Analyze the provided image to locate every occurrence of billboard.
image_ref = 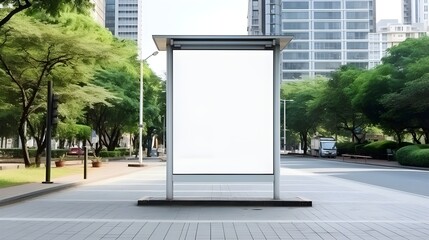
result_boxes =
[172,50,273,174]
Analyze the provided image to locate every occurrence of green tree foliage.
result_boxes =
[281,78,327,153]
[88,68,139,152]
[0,0,91,28]
[316,66,369,143]
[0,13,122,166]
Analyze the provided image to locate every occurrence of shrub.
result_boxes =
[1,148,68,158]
[361,140,398,159]
[0,148,37,158]
[115,148,130,156]
[362,140,414,160]
[337,142,358,155]
[52,149,69,158]
[396,145,429,167]
[354,143,368,155]
[99,150,122,158]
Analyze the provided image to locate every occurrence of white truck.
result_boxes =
[310,136,337,158]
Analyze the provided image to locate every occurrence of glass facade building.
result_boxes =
[105,0,142,52]
[248,0,376,81]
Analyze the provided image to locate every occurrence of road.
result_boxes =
[282,156,429,197]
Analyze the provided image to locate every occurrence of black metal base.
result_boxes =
[138,197,312,207]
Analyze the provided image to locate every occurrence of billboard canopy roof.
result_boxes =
[153,35,293,51]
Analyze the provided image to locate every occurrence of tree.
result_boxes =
[88,68,139,153]
[0,0,91,28]
[317,66,369,143]
[0,14,114,166]
[282,78,327,154]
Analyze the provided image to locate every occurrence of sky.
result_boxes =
[142,0,402,77]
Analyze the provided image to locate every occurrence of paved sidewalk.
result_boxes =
[0,159,428,240]
[0,159,149,206]
[1,156,427,207]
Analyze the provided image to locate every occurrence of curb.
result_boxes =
[0,182,80,207]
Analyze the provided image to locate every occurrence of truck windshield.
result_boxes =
[321,142,336,149]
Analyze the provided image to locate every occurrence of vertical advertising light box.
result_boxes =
[173,50,273,174]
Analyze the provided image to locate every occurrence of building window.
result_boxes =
[346,12,368,19]
[283,62,310,69]
[346,22,369,29]
[314,42,341,49]
[315,62,341,70]
[314,1,341,9]
[314,32,342,39]
[347,42,368,49]
[346,32,368,39]
[283,72,306,79]
[282,22,309,30]
[282,12,309,19]
[346,1,368,9]
[282,2,309,9]
[314,22,341,29]
[283,52,309,60]
[283,32,309,39]
[315,52,341,60]
[314,12,341,19]
[287,42,310,50]
[252,10,258,17]
[347,52,369,59]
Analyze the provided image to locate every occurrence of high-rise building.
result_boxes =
[402,0,429,26]
[248,0,376,81]
[105,0,142,53]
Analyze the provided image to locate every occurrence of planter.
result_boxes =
[92,161,102,168]
[55,161,65,167]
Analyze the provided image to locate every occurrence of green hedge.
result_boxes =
[337,140,414,160]
[361,140,399,159]
[52,149,69,158]
[99,150,122,158]
[0,148,68,158]
[0,148,36,158]
[396,145,429,167]
[337,142,358,155]
[115,148,130,156]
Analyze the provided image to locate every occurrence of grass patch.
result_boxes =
[0,166,82,189]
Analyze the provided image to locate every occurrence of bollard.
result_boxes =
[83,146,87,179]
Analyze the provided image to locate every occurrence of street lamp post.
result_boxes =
[282,99,294,153]
[137,51,158,165]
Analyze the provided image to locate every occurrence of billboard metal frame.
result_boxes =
[153,35,292,200]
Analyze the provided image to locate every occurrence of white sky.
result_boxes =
[142,0,401,77]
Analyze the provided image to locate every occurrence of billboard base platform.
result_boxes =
[137,197,312,207]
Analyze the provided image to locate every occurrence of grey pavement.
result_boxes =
[0,157,428,239]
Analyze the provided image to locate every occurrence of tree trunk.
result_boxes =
[59,139,65,149]
[410,130,421,144]
[18,123,31,167]
[300,132,308,155]
[394,130,402,143]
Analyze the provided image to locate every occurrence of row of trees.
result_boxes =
[0,7,165,166]
[283,37,429,152]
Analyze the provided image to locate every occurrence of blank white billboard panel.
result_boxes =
[173,50,273,174]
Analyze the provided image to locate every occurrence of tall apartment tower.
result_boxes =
[248,0,376,81]
[402,0,429,26]
[105,0,142,54]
